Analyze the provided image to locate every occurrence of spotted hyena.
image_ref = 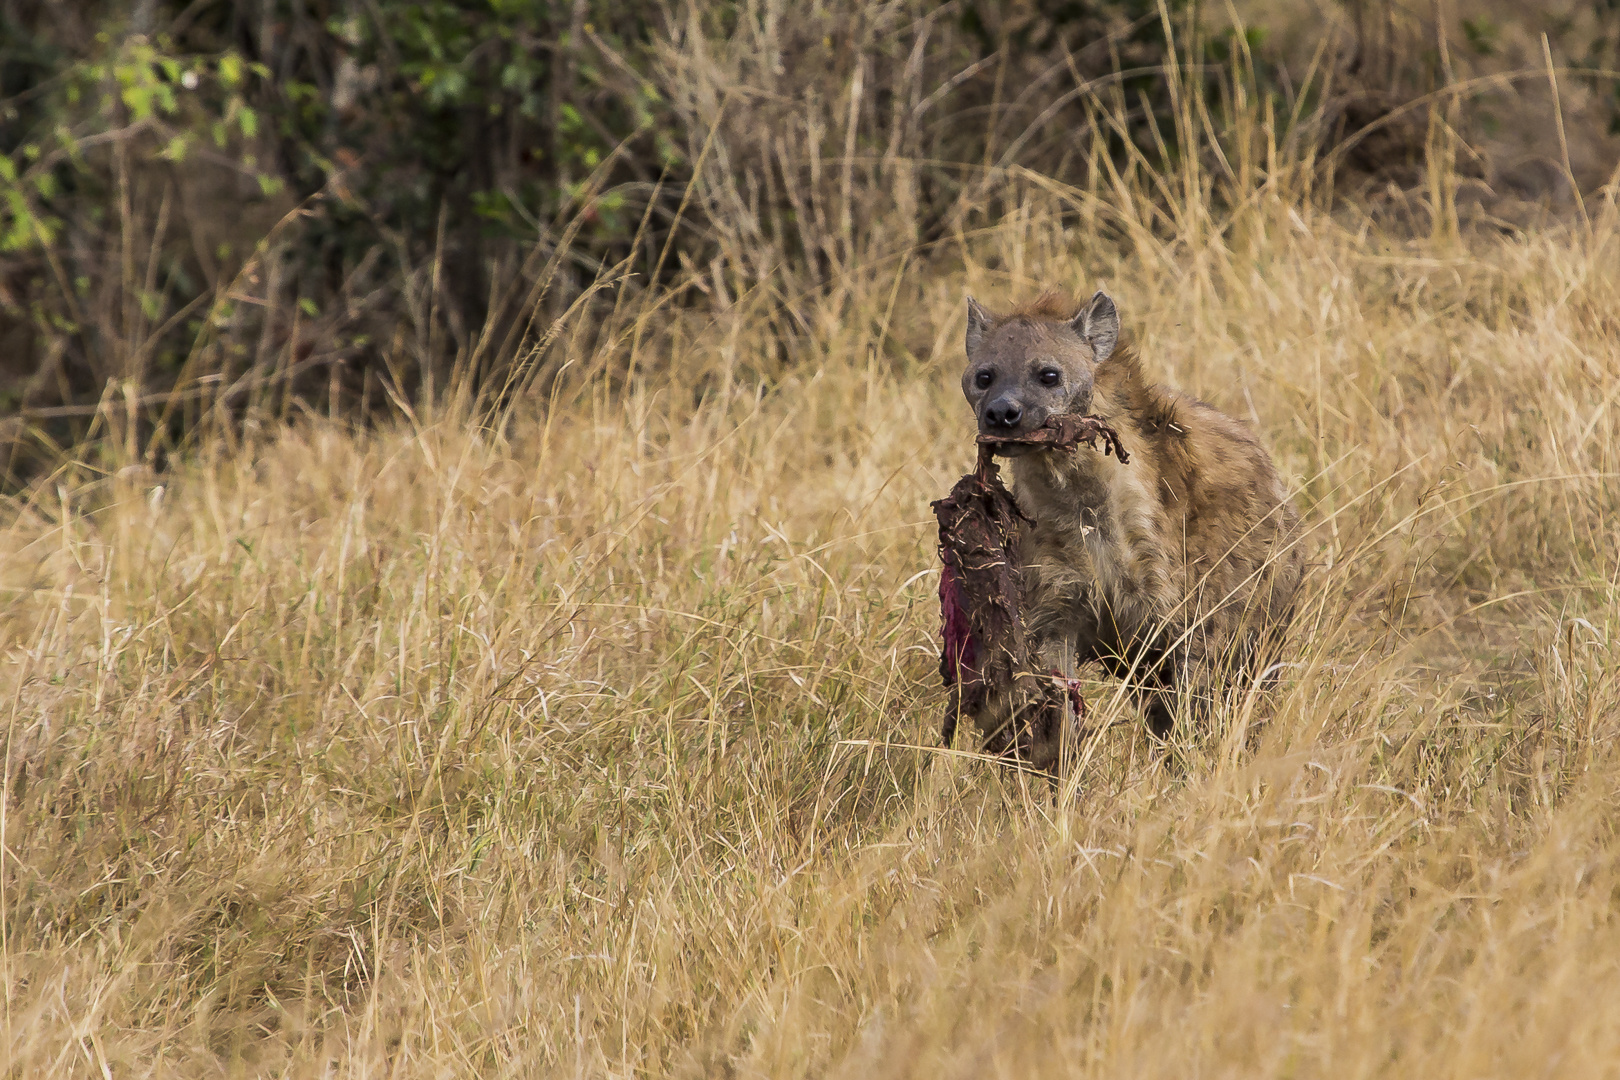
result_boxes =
[960,288,1303,748]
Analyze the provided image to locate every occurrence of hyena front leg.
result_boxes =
[1023,560,1104,670]
[1018,569,1105,775]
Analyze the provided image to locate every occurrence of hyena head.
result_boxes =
[961,290,1120,456]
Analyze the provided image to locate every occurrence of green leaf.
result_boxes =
[122,85,154,120]
[1462,17,1498,56]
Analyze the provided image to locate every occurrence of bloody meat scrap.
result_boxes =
[976,413,1130,462]
[933,414,1127,768]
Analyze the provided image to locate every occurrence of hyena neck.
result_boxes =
[1092,341,1151,423]
[1011,432,1117,517]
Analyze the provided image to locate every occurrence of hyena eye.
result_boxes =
[1039,368,1062,387]
[974,370,993,389]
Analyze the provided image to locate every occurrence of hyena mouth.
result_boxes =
[978,439,1040,458]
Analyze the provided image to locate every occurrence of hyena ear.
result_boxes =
[1070,290,1120,362]
[966,296,992,353]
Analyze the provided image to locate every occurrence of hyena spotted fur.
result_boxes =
[960,288,1304,750]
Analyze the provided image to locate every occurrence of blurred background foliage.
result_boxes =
[1,0,1616,486]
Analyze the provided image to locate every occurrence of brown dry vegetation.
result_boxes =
[5,14,1620,1078]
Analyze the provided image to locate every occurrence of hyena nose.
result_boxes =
[984,399,1023,430]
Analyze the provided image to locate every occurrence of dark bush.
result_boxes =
[10,0,1592,486]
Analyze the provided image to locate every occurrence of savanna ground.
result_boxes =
[6,24,1620,1078]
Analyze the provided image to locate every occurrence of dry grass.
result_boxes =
[6,46,1620,1075]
